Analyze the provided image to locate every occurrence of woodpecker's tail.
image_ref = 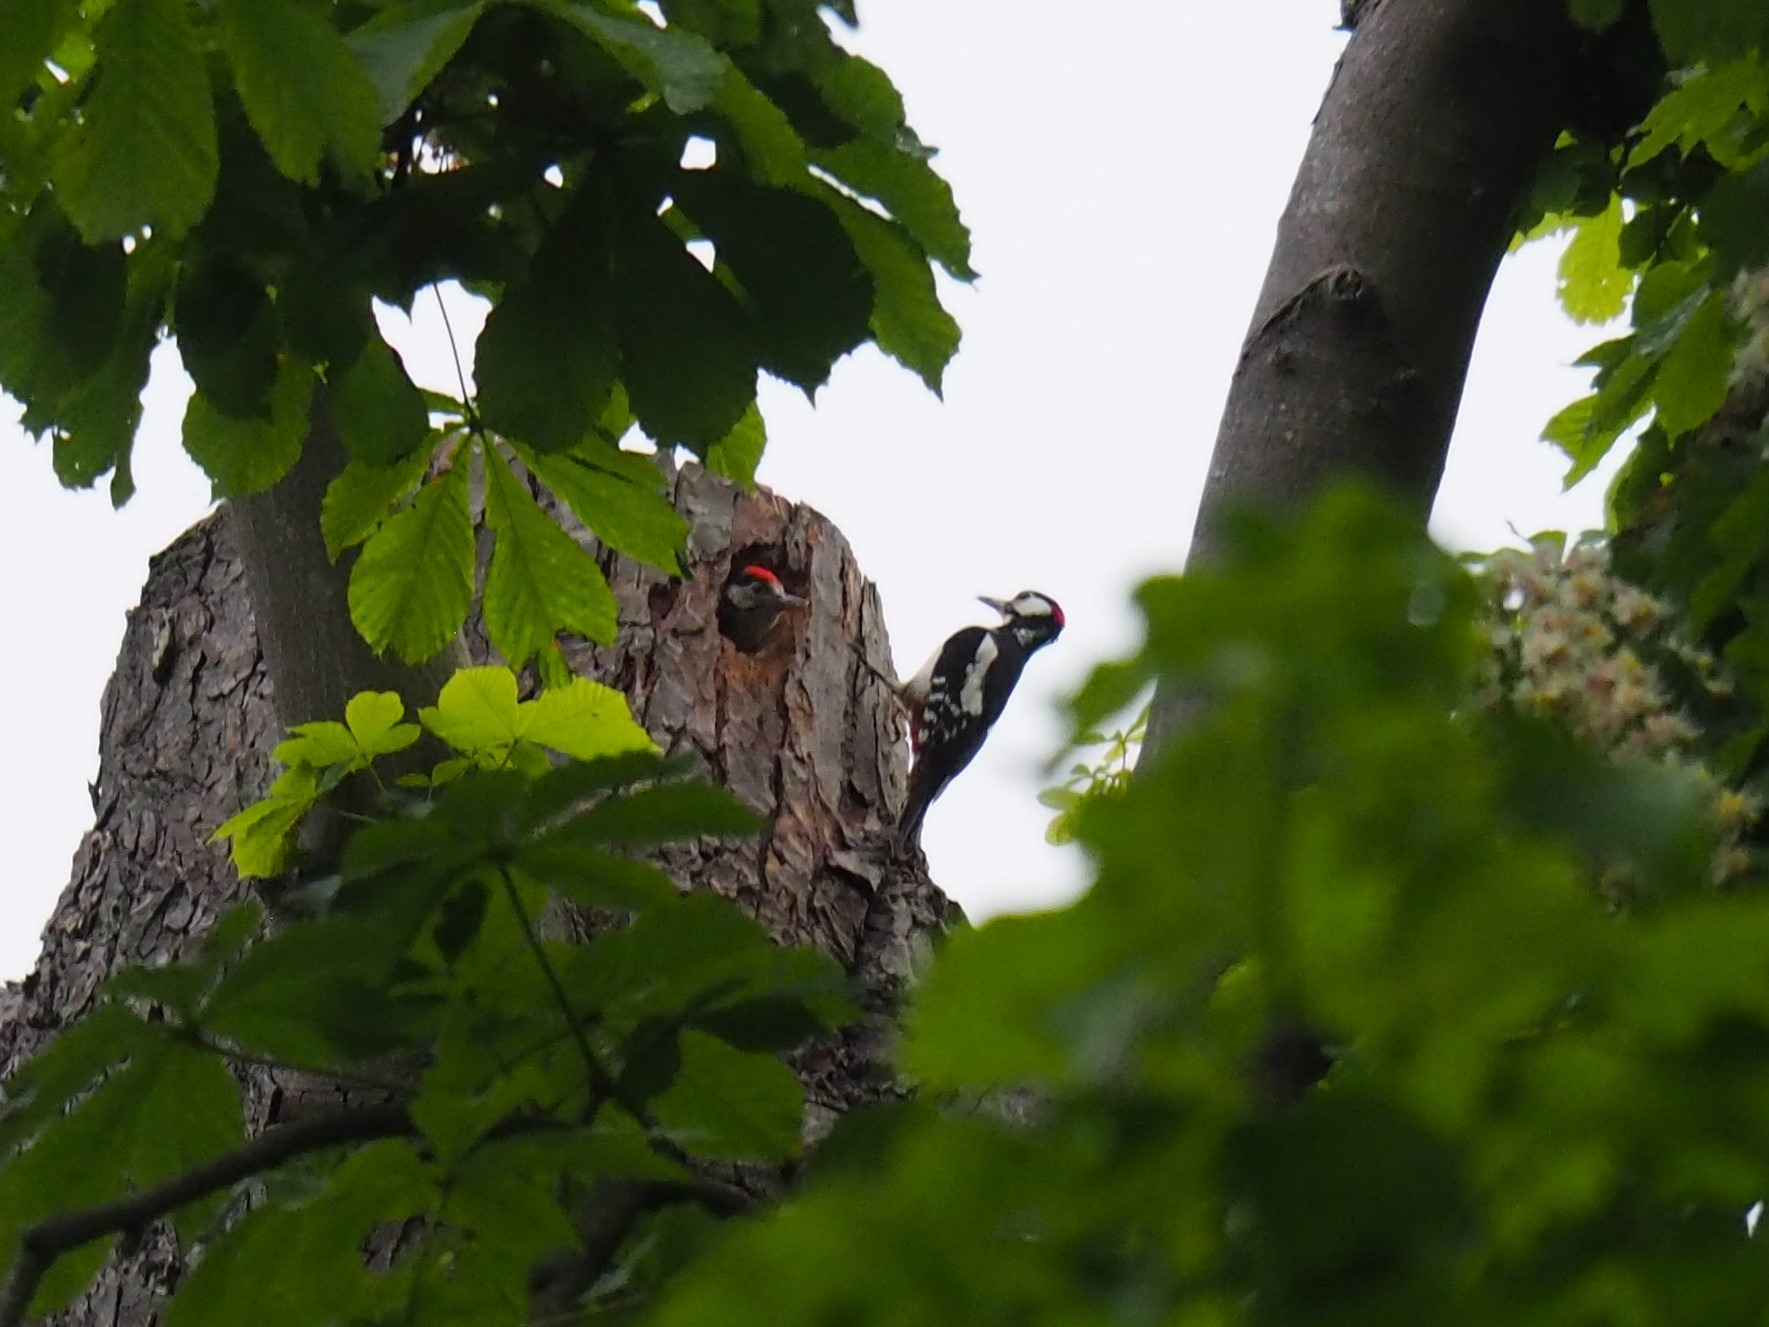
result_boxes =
[893,800,926,856]
[893,768,944,855]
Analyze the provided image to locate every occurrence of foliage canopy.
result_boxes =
[0,0,965,665]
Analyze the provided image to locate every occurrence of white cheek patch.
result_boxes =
[958,633,998,716]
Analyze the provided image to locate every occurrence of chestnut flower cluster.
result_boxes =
[1730,266,1769,390]
[1476,537,1759,887]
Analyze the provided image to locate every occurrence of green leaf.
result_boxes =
[813,52,909,140]
[712,67,808,184]
[561,782,759,847]
[1629,60,1769,170]
[173,255,281,418]
[525,443,686,573]
[1541,394,1607,485]
[443,1146,579,1267]
[705,401,764,486]
[904,905,1123,1088]
[182,357,316,498]
[1557,197,1631,324]
[675,176,872,393]
[1702,158,1769,277]
[521,677,656,759]
[164,1140,435,1327]
[346,3,484,128]
[475,228,618,453]
[482,445,619,664]
[211,764,323,878]
[105,904,265,1022]
[33,215,125,380]
[320,447,434,561]
[50,244,170,496]
[219,0,381,183]
[825,193,958,394]
[1587,347,1657,442]
[1654,290,1737,436]
[201,919,436,1067]
[566,895,849,1041]
[0,215,62,407]
[649,1031,804,1161]
[0,1004,147,1154]
[563,4,727,114]
[413,1016,561,1168]
[1648,0,1769,64]
[812,139,973,281]
[348,459,475,663]
[0,1039,243,1314]
[275,721,363,769]
[0,0,76,107]
[328,335,430,466]
[1567,0,1625,28]
[51,0,217,242]
[347,690,421,759]
[515,750,688,823]
[518,845,680,913]
[420,666,524,757]
[610,203,759,450]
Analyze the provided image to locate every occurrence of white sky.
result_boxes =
[0,1,1628,979]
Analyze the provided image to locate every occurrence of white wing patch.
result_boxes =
[958,633,998,716]
[901,650,940,705]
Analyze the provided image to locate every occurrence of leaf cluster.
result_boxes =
[0,0,966,658]
[1038,707,1145,846]
[213,665,655,875]
[1522,7,1769,483]
[0,730,852,1323]
[15,484,1769,1323]
[639,487,1769,1325]
[1502,4,1769,802]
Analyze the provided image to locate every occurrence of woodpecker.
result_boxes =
[719,564,807,652]
[892,590,1064,848]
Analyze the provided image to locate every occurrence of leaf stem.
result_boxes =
[496,865,617,1112]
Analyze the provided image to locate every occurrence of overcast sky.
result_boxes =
[0,1,1625,979]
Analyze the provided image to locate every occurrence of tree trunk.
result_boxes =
[0,464,946,1326]
[1149,0,1580,753]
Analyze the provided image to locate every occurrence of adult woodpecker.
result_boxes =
[893,590,1064,848]
[718,564,807,652]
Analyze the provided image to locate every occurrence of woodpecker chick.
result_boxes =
[719,564,807,653]
[896,590,1064,849]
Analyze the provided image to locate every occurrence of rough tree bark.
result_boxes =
[1149,0,1581,753]
[0,463,948,1326]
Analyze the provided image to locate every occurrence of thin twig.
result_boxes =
[186,1033,409,1096]
[848,641,901,696]
[0,1104,413,1327]
[498,866,617,1106]
[432,285,477,428]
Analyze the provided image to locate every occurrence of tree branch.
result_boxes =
[0,1090,756,1327]
[1150,0,1580,754]
[0,1104,413,1327]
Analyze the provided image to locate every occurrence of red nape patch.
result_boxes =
[741,564,783,586]
[1052,603,1066,628]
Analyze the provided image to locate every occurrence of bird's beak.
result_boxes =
[779,590,809,610]
[978,595,1011,616]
